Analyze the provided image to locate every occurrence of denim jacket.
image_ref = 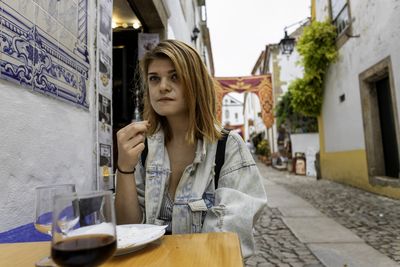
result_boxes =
[134,129,267,258]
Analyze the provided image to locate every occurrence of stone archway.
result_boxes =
[214,75,274,128]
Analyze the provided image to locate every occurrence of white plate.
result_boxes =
[115,224,167,256]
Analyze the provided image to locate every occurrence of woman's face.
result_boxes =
[147,58,188,118]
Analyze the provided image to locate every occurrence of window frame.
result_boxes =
[329,0,353,48]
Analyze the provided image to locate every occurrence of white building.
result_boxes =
[0,0,213,231]
[243,92,264,142]
[314,0,400,198]
[248,23,308,154]
[221,93,244,135]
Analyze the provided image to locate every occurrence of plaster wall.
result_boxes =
[243,92,262,141]
[269,47,305,153]
[0,0,97,232]
[277,50,304,94]
[165,0,201,45]
[316,0,400,152]
[165,0,211,73]
[222,104,244,127]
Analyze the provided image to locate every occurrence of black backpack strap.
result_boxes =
[141,138,148,168]
[214,129,230,188]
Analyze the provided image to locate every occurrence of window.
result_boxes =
[330,0,350,36]
[225,110,230,119]
[200,5,207,22]
[235,113,238,120]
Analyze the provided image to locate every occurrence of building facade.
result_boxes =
[249,24,308,155]
[222,93,244,136]
[0,0,213,231]
[313,0,400,198]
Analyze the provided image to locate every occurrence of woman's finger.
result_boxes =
[121,133,145,153]
[124,121,149,135]
[126,142,146,158]
[117,121,149,143]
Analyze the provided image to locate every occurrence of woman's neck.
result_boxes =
[166,115,190,142]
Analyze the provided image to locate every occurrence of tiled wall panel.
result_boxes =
[0,0,89,109]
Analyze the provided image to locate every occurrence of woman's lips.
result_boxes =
[158,97,174,101]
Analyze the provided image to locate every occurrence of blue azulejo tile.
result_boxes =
[77,0,88,44]
[35,0,57,17]
[0,3,3,80]
[0,2,38,89]
[57,0,78,37]
[35,5,58,41]
[0,223,51,243]
[2,0,36,23]
[0,0,89,109]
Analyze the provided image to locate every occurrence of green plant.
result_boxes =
[275,90,318,133]
[256,140,270,157]
[275,90,292,127]
[289,20,337,116]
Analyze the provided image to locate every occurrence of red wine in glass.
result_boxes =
[51,191,117,267]
[52,234,116,266]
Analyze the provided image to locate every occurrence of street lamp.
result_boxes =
[191,27,200,42]
[279,30,295,55]
[279,18,310,55]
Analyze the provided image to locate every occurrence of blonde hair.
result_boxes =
[140,39,221,144]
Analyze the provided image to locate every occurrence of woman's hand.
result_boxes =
[116,121,150,172]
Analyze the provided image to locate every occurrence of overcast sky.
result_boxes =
[206,0,311,78]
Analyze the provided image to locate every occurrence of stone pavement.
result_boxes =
[245,159,400,267]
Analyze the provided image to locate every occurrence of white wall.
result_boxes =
[165,0,213,75]
[269,45,306,154]
[222,94,244,127]
[0,0,97,232]
[277,50,303,94]
[165,0,206,51]
[317,0,400,152]
[165,0,191,43]
[244,92,263,141]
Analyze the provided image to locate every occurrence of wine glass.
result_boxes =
[51,191,117,267]
[34,184,76,267]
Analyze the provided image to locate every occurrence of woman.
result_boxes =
[115,40,267,258]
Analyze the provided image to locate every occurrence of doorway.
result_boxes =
[359,57,400,183]
[375,77,399,177]
[112,28,142,172]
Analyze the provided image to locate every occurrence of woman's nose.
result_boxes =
[160,78,171,93]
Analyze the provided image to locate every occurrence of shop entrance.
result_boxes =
[112,28,142,172]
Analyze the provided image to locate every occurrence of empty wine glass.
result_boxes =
[51,191,117,267]
[34,184,76,267]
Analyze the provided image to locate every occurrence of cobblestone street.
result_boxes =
[247,207,323,267]
[245,159,400,267]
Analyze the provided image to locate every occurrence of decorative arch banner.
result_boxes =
[214,75,274,128]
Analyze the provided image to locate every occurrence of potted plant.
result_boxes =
[256,140,271,165]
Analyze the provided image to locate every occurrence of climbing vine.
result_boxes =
[289,20,338,116]
[275,90,318,133]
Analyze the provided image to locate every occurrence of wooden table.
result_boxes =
[0,232,243,267]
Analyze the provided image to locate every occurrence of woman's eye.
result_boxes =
[148,76,159,82]
[171,73,178,81]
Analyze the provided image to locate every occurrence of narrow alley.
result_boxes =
[246,159,400,267]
